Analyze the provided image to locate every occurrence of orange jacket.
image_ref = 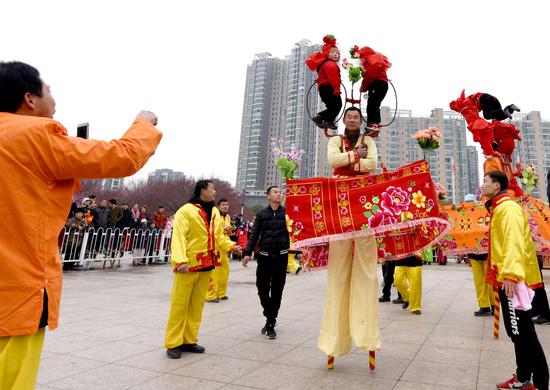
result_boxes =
[0,113,162,336]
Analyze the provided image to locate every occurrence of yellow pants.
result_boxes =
[164,271,210,349]
[287,253,300,273]
[318,236,380,357]
[0,328,45,390]
[206,254,230,300]
[471,259,494,308]
[394,266,422,312]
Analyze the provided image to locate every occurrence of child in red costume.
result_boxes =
[306,35,342,130]
[450,90,524,197]
[459,91,520,121]
[352,45,391,137]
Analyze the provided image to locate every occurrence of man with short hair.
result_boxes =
[319,107,380,361]
[243,186,290,339]
[482,171,548,390]
[92,200,111,230]
[152,206,168,230]
[108,199,123,228]
[117,202,133,230]
[0,61,162,389]
[164,181,239,359]
[206,198,233,302]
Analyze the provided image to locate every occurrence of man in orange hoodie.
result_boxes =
[0,61,162,389]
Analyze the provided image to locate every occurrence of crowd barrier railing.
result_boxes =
[59,227,173,269]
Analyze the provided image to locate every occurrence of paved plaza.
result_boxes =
[36,260,550,390]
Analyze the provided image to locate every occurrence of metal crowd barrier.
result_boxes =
[59,227,173,269]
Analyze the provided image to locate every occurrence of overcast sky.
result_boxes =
[1,0,548,185]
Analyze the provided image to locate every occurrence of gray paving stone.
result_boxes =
[35,261,549,390]
[46,364,160,390]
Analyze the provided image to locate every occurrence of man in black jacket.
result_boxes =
[243,186,290,340]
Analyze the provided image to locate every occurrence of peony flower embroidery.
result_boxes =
[412,190,426,208]
[368,210,397,228]
[380,186,410,215]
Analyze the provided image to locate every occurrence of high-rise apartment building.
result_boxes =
[236,53,288,191]
[284,40,331,179]
[466,145,480,195]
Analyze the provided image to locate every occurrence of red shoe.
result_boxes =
[365,124,381,137]
[496,374,536,389]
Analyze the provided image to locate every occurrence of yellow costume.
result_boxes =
[469,255,494,309]
[394,256,423,313]
[318,133,380,357]
[286,215,301,274]
[287,253,300,273]
[207,212,232,300]
[164,204,234,349]
[486,194,542,288]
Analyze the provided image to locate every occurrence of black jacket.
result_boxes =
[244,205,289,256]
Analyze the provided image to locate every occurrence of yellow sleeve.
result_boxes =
[327,136,359,169]
[357,136,378,173]
[498,206,526,282]
[215,209,235,252]
[43,118,162,180]
[170,208,190,267]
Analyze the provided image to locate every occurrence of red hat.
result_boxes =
[306,35,338,71]
[321,35,338,57]
[357,46,376,60]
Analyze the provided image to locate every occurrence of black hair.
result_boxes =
[108,199,117,205]
[266,185,279,195]
[0,61,44,113]
[89,195,96,199]
[157,205,165,209]
[194,180,214,198]
[121,202,130,206]
[485,171,509,191]
[75,208,86,214]
[217,198,228,206]
[343,106,362,118]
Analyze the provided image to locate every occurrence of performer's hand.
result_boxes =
[232,245,242,255]
[176,264,188,273]
[502,280,516,299]
[136,110,158,126]
[242,255,250,268]
[356,145,367,158]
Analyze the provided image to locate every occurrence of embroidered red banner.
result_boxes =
[285,160,450,260]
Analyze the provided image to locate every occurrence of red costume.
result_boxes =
[306,35,342,128]
[450,90,523,197]
[351,45,391,131]
[355,47,391,93]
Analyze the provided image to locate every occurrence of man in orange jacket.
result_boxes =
[0,61,162,390]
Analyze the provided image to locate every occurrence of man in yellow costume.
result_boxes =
[482,171,548,390]
[318,107,380,363]
[206,198,233,302]
[164,181,239,359]
[468,253,495,317]
[394,255,423,315]
[0,61,162,390]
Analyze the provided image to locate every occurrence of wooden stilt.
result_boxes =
[369,350,375,370]
[493,285,500,339]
